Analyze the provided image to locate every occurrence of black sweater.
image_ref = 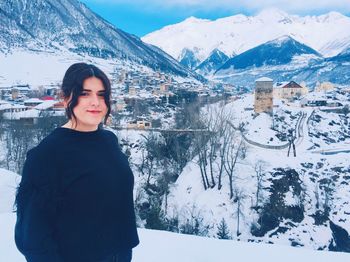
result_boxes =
[15,127,139,262]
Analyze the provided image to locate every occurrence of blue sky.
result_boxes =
[80,0,350,37]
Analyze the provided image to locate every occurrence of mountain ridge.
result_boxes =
[217,36,321,71]
[143,9,350,63]
[0,0,198,78]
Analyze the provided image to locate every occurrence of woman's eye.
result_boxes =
[80,92,89,96]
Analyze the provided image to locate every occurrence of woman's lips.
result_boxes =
[87,110,101,114]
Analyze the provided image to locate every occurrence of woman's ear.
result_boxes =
[62,99,68,108]
[60,92,71,108]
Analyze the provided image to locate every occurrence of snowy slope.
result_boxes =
[218,35,320,70]
[0,49,129,87]
[143,8,350,62]
[163,90,350,251]
[1,168,350,262]
[0,0,197,78]
[104,89,350,252]
[196,48,230,75]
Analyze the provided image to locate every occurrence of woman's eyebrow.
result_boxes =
[82,89,105,93]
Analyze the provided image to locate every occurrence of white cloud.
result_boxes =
[86,0,350,14]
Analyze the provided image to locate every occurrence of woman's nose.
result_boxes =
[90,94,100,106]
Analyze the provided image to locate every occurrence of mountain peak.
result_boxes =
[269,35,295,45]
[217,36,320,71]
[318,11,347,22]
[256,8,290,21]
[143,7,350,65]
[183,16,209,24]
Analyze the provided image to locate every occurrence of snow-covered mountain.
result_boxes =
[178,48,201,70]
[327,45,350,62]
[213,40,349,88]
[143,8,350,64]
[196,48,230,75]
[0,0,197,78]
[218,36,320,71]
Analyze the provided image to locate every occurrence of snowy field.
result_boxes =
[2,165,350,262]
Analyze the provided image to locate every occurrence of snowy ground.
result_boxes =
[163,90,350,249]
[1,87,349,257]
[1,168,350,262]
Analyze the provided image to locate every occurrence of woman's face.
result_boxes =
[67,77,108,131]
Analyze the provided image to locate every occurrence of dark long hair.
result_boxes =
[61,63,111,125]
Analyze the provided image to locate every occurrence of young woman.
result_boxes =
[15,63,139,262]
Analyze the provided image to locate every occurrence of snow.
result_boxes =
[1,88,350,259]
[3,109,40,120]
[1,167,350,262]
[256,77,273,82]
[23,98,43,103]
[0,169,20,213]
[34,100,58,110]
[142,9,350,62]
[159,89,350,249]
[0,49,116,88]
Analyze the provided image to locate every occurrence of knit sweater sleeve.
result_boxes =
[15,147,63,262]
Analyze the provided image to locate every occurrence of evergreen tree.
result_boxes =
[145,199,166,230]
[217,218,230,239]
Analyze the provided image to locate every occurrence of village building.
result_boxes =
[315,81,335,92]
[274,81,308,100]
[159,82,171,94]
[127,117,152,129]
[254,77,273,114]
[115,98,127,112]
[128,86,137,96]
[44,86,60,97]
[23,98,43,107]
[11,85,31,99]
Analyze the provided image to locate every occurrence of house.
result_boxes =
[1,103,28,120]
[315,82,334,92]
[115,98,127,111]
[274,81,308,100]
[160,82,171,94]
[24,98,44,107]
[44,86,60,97]
[12,84,31,99]
[127,118,152,129]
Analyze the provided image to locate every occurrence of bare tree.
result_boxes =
[315,182,320,210]
[194,131,211,190]
[138,146,155,188]
[216,121,231,190]
[204,106,234,189]
[232,188,247,237]
[5,121,35,173]
[254,160,267,208]
[223,128,242,199]
[157,158,177,216]
[138,133,159,188]
[320,177,335,217]
[179,204,210,236]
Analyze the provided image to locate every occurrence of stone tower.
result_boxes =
[254,77,273,113]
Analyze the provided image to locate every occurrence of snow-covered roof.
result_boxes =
[274,82,289,88]
[13,86,30,91]
[256,77,273,82]
[0,103,27,111]
[24,98,43,103]
[5,109,40,119]
[2,108,40,120]
[0,100,10,105]
[34,100,58,110]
